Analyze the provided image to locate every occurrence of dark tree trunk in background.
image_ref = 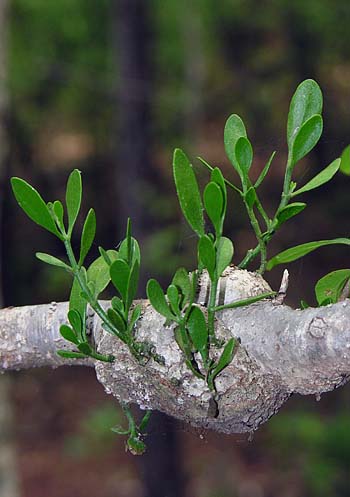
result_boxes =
[0,2,20,495]
[112,2,184,496]
[112,0,159,259]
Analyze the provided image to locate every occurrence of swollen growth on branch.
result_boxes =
[5,79,350,455]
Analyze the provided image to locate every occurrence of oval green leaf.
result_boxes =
[235,136,253,178]
[204,182,224,237]
[315,269,350,306]
[146,279,175,320]
[53,200,64,231]
[107,307,127,333]
[167,284,180,317]
[36,252,71,271]
[57,350,87,360]
[79,208,96,266]
[172,267,191,305]
[66,169,82,235]
[216,237,234,278]
[255,151,276,188]
[267,238,350,270]
[59,324,79,345]
[211,167,227,213]
[224,114,247,173]
[110,259,130,301]
[11,177,62,238]
[292,158,340,196]
[287,79,323,147]
[276,203,306,227]
[209,337,236,383]
[87,250,118,298]
[290,114,323,166]
[173,148,204,237]
[198,235,216,280]
[68,309,83,338]
[187,306,208,362]
[340,145,350,176]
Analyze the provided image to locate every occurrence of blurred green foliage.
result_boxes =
[269,411,350,496]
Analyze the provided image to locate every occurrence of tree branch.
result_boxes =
[1,268,350,435]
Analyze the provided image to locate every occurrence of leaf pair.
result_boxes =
[11,169,83,240]
[57,309,99,361]
[287,79,323,167]
[110,258,140,314]
[224,114,253,191]
[198,236,233,281]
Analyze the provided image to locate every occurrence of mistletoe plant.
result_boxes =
[11,78,350,454]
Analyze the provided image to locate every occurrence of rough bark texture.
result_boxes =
[1,267,350,435]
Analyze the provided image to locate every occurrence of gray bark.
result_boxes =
[1,267,350,435]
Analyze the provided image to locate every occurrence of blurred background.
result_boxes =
[1,0,350,496]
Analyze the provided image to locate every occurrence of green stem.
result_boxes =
[207,277,218,340]
[245,203,267,273]
[239,156,294,271]
[64,239,128,344]
[122,403,138,437]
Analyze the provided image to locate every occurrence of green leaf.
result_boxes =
[214,292,275,311]
[129,304,142,330]
[315,269,350,305]
[126,260,140,309]
[187,306,209,363]
[119,237,141,265]
[53,200,65,231]
[110,425,129,436]
[59,325,79,345]
[78,342,92,355]
[173,148,205,237]
[146,279,175,320]
[235,136,253,179]
[224,114,247,173]
[287,79,323,147]
[276,203,306,227]
[35,252,71,271]
[57,350,87,359]
[203,182,224,237]
[244,186,257,209]
[198,235,216,280]
[98,247,118,266]
[87,250,118,298]
[216,237,234,278]
[340,145,350,176]
[11,177,62,239]
[211,167,227,214]
[255,151,276,188]
[292,158,340,196]
[172,268,191,306]
[209,338,236,383]
[267,238,350,270]
[69,273,87,322]
[290,114,323,166]
[110,259,130,302]
[167,284,180,317]
[111,296,124,314]
[79,208,96,266]
[68,309,83,338]
[107,307,127,333]
[66,169,82,235]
